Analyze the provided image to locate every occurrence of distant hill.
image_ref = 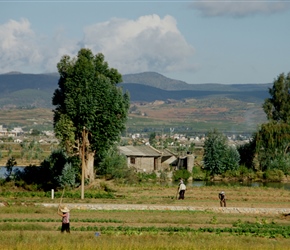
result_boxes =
[120,83,270,103]
[122,72,190,90]
[0,71,271,108]
[122,71,271,92]
[0,72,58,108]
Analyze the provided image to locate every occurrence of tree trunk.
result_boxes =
[84,151,95,182]
[81,129,95,183]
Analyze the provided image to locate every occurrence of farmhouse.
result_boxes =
[118,145,194,173]
[118,145,163,172]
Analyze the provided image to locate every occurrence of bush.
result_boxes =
[263,169,285,182]
[172,169,191,182]
[97,146,128,180]
[137,172,157,182]
[192,166,206,180]
[267,154,290,175]
[158,170,169,182]
[13,150,81,191]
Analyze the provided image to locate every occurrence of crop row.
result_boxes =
[0,218,122,223]
[65,225,290,238]
[1,218,289,238]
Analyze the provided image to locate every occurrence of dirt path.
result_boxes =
[40,203,290,215]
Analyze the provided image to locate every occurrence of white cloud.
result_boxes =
[81,14,196,74]
[0,15,195,75]
[191,0,290,17]
[0,19,41,73]
[0,19,78,74]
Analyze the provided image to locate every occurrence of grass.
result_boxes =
[0,207,289,249]
[2,231,289,250]
[1,182,290,207]
[0,183,290,249]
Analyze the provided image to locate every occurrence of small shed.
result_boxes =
[170,153,195,172]
[159,148,178,170]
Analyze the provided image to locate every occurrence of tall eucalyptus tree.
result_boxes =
[52,48,130,183]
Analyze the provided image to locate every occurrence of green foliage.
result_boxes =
[223,165,256,180]
[203,129,228,175]
[52,48,130,180]
[137,172,157,182]
[53,114,76,154]
[224,146,240,172]
[20,139,43,162]
[30,129,41,136]
[97,146,129,179]
[192,166,206,181]
[203,129,240,176]
[255,123,290,173]
[260,153,290,175]
[14,149,81,191]
[263,169,285,182]
[237,139,256,170]
[0,223,49,231]
[5,156,17,181]
[0,190,114,199]
[58,162,79,188]
[256,72,290,174]
[149,132,157,147]
[263,72,290,123]
[172,169,191,181]
[158,170,168,182]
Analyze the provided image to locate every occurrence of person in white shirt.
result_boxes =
[177,178,186,200]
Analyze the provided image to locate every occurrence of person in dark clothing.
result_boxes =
[218,191,226,207]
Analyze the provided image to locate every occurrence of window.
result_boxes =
[130,157,136,164]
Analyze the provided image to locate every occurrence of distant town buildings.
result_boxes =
[0,125,24,137]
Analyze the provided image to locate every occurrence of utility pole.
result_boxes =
[81,127,85,199]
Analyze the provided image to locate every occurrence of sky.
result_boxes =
[0,0,290,84]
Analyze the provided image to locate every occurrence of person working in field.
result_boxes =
[177,178,186,200]
[58,205,70,233]
[218,191,226,207]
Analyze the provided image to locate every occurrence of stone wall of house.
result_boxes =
[128,157,157,172]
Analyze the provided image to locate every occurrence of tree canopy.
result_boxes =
[255,72,290,174]
[52,48,130,182]
[263,72,290,123]
[203,129,240,176]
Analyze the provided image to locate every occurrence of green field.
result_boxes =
[0,184,289,249]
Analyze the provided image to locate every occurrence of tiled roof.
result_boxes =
[118,145,161,157]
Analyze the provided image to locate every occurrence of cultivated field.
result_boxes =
[128,98,267,134]
[0,183,289,250]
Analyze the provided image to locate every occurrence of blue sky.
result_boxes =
[1,0,290,84]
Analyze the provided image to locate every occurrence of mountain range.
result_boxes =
[0,71,271,108]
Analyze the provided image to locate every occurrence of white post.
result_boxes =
[51,189,54,200]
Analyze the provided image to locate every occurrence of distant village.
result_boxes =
[0,124,251,146]
[0,125,57,144]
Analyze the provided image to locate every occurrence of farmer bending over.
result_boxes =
[218,191,226,207]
